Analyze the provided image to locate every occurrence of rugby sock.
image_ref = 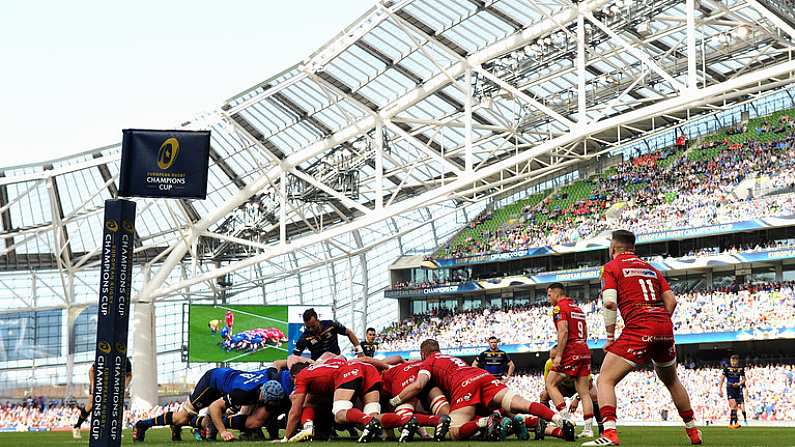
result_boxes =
[584,413,594,432]
[730,409,737,425]
[139,411,173,429]
[224,414,247,430]
[343,408,372,426]
[414,414,440,427]
[527,402,557,421]
[155,412,174,427]
[599,405,617,432]
[741,410,747,424]
[550,427,564,439]
[457,421,482,439]
[379,412,409,429]
[189,415,205,428]
[301,407,315,425]
[74,407,90,428]
[555,401,569,420]
[522,416,540,428]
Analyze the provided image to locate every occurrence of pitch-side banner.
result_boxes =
[118,129,210,199]
[90,199,136,447]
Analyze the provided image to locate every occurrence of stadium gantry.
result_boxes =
[1,0,795,410]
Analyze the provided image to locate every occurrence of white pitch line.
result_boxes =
[215,305,288,325]
[225,350,258,362]
[224,344,290,362]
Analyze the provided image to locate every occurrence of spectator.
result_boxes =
[380,281,795,351]
[439,125,795,259]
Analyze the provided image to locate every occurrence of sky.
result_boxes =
[0,0,373,169]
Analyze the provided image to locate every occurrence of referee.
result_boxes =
[472,336,514,380]
[291,308,363,360]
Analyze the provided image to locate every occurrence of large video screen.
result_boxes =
[188,305,289,363]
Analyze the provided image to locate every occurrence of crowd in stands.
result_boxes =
[507,363,795,423]
[0,400,181,432]
[390,239,795,291]
[379,281,795,351]
[1,365,791,430]
[440,111,795,259]
[685,240,795,257]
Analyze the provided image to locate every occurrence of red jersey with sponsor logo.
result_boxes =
[418,352,486,394]
[292,358,346,395]
[601,252,672,328]
[382,361,423,397]
[551,297,590,358]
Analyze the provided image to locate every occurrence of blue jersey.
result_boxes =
[264,366,294,396]
[476,349,511,378]
[723,367,745,391]
[209,368,270,394]
[278,368,294,396]
[220,327,230,339]
[292,319,349,360]
[231,333,247,344]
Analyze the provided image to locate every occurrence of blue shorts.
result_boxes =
[184,370,223,414]
[727,388,744,404]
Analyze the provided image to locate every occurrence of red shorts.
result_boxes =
[450,371,507,411]
[335,362,382,394]
[607,323,676,367]
[553,353,591,377]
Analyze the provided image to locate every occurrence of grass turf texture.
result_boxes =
[7,427,795,447]
[188,304,288,363]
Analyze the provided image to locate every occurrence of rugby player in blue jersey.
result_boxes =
[132,367,283,442]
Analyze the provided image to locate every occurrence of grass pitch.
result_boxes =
[188,304,288,363]
[4,426,794,447]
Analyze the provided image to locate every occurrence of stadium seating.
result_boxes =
[437,109,795,259]
[0,401,182,431]
[379,281,795,351]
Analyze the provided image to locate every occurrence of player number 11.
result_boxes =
[638,278,657,301]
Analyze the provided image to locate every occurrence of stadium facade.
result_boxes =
[1,0,795,412]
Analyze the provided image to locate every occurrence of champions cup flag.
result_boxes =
[90,199,136,447]
[118,129,211,199]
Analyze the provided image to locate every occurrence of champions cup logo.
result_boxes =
[157,137,180,170]
[122,220,135,234]
[105,220,119,232]
[98,340,112,353]
[115,342,127,353]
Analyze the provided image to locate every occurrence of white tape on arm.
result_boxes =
[603,289,618,333]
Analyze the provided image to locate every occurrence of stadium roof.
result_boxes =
[1,0,795,316]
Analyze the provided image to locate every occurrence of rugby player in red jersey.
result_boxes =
[546,282,595,438]
[286,358,422,443]
[389,339,575,441]
[284,359,341,442]
[225,310,235,333]
[583,230,701,446]
[377,359,451,442]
